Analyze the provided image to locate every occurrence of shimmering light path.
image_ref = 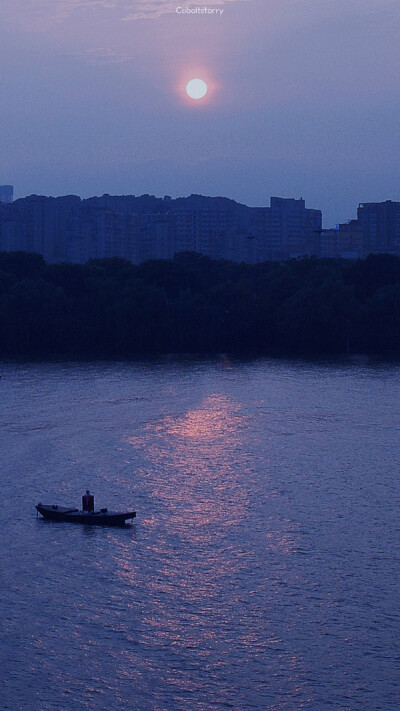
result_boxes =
[1,359,399,710]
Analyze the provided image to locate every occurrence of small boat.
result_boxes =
[36,490,136,526]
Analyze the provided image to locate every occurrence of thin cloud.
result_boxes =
[0,0,250,29]
[81,47,133,64]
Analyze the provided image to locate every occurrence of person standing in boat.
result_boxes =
[82,490,94,512]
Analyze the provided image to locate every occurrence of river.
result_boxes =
[1,358,399,710]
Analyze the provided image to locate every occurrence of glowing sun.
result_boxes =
[186,78,208,100]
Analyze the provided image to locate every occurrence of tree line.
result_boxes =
[1,250,400,358]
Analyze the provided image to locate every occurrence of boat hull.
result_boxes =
[36,505,136,526]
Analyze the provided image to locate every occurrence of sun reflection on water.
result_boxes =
[119,395,267,697]
[128,393,251,533]
[112,393,312,707]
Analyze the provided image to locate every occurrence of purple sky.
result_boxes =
[1,0,400,226]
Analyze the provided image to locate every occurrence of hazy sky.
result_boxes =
[1,0,400,225]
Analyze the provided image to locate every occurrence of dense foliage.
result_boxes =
[1,251,400,358]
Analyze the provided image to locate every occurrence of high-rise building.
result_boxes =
[248,198,322,260]
[136,214,176,263]
[320,220,364,259]
[0,194,80,262]
[0,192,324,263]
[266,197,322,258]
[357,200,400,255]
[0,185,13,204]
[170,194,255,261]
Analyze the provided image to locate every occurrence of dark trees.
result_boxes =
[0,250,400,358]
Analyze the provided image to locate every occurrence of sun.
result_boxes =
[186,78,208,100]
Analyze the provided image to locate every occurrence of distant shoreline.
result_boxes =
[0,353,398,366]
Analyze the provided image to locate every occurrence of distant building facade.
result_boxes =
[3,192,400,264]
[0,185,13,204]
[320,220,364,259]
[0,192,323,264]
[319,200,400,259]
[357,200,400,255]
[254,197,321,260]
[0,195,80,263]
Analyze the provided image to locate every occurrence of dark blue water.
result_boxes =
[1,359,399,710]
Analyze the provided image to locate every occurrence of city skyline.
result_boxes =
[2,188,400,264]
[1,1,400,227]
